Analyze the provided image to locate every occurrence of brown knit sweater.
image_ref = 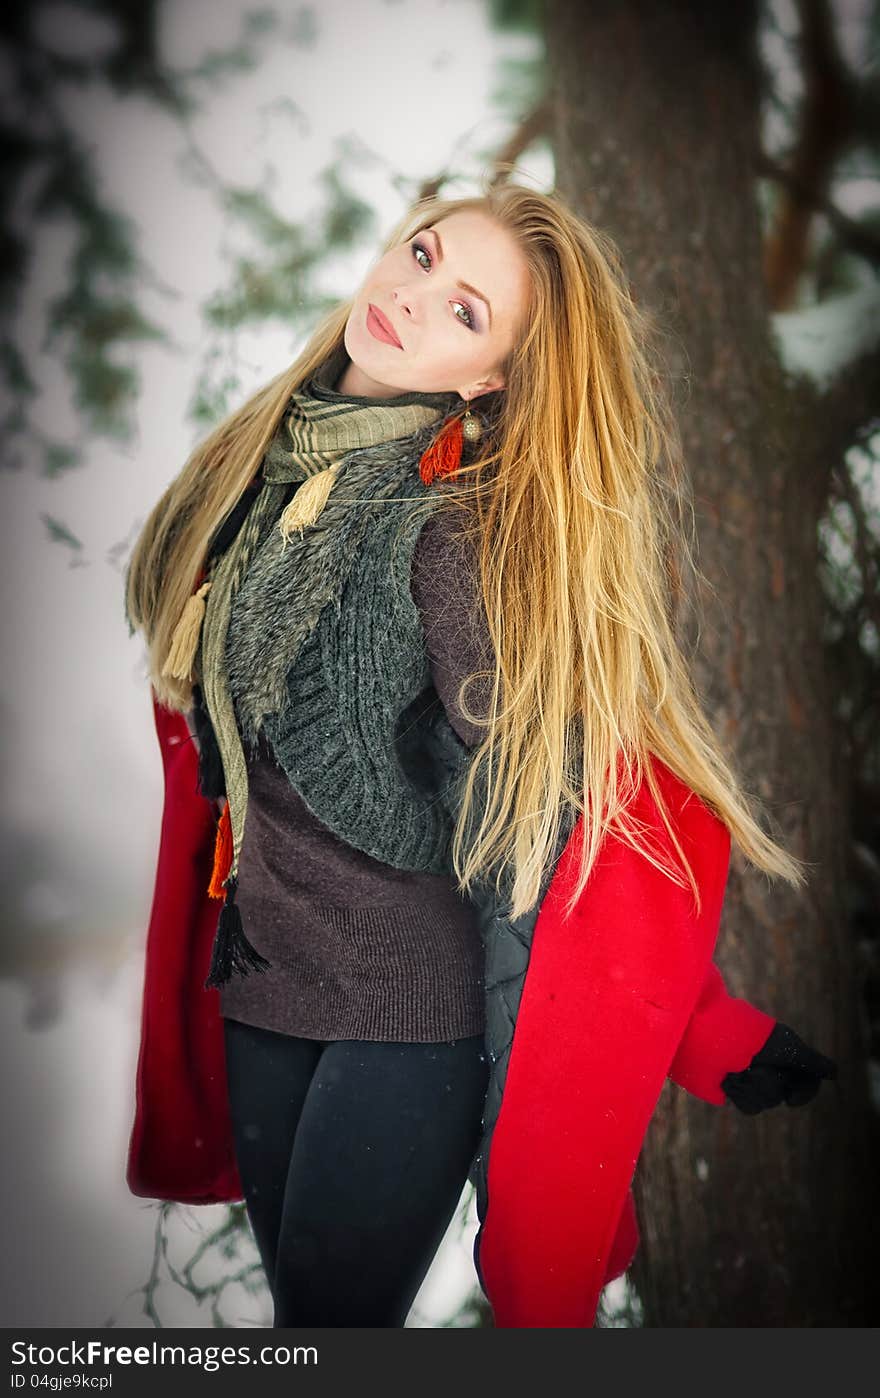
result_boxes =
[217,503,494,1043]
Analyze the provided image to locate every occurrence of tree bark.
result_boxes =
[544,0,879,1325]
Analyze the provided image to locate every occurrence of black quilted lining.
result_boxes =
[466,812,578,1294]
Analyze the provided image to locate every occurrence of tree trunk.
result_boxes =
[544,0,879,1325]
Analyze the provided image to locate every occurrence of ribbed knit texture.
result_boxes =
[192,343,500,1037]
[221,415,478,878]
[218,502,494,1041]
[198,342,458,886]
[254,473,466,873]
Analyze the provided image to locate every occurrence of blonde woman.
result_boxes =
[124,183,836,1328]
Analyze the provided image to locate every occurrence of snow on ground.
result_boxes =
[0,938,487,1329]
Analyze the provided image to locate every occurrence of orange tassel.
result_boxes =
[208,801,233,898]
[419,415,463,486]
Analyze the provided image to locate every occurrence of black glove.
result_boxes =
[721,1021,837,1115]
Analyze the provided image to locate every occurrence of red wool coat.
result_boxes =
[127,693,777,1327]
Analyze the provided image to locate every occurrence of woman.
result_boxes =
[124,183,837,1328]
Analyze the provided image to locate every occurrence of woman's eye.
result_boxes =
[410,241,476,330]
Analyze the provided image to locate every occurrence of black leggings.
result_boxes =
[222,1017,490,1327]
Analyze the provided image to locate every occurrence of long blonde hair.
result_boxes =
[125,181,808,920]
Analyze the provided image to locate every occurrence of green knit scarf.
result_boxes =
[196,344,458,981]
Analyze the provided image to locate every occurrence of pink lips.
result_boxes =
[366,303,402,348]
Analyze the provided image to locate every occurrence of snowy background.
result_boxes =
[0,0,555,1329]
[1,0,876,1329]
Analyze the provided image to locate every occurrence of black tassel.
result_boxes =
[204,874,272,989]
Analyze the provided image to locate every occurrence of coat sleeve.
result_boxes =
[666,959,777,1105]
[126,690,242,1204]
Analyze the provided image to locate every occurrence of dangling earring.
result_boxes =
[419,414,463,486]
[418,395,484,487]
[461,396,483,443]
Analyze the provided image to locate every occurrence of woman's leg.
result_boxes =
[222,1017,322,1291]
[273,1034,490,1327]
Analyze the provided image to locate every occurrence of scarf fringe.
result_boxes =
[204,874,273,989]
[208,801,233,899]
[278,464,340,544]
[162,580,212,681]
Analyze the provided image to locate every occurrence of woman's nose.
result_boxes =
[391,287,417,320]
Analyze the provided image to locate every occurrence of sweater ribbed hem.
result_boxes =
[219,1004,487,1045]
[217,901,486,1043]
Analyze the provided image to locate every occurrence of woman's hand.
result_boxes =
[721,1022,838,1114]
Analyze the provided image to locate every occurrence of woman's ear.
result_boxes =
[463,374,506,400]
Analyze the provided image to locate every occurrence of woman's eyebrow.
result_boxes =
[425,226,493,329]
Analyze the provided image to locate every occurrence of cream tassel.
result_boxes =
[278,463,340,545]
[162,579,212,680]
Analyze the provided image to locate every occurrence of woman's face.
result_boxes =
[339,208,532,402]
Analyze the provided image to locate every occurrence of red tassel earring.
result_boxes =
[419,413,463,486]
[419,399,483,486]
